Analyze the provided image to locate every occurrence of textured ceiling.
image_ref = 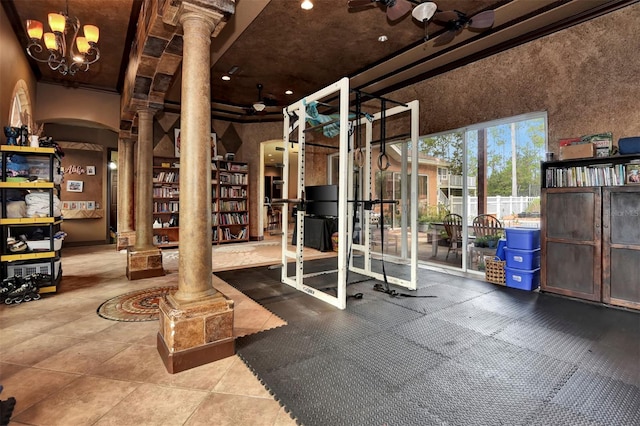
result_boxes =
[4,0,635,122]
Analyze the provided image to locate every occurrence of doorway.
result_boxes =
[260,140,298,239]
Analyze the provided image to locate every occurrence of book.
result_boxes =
[582,132,613,158]
[626,163,640,184]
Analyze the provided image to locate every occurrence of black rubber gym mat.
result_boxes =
[216,260,640,425]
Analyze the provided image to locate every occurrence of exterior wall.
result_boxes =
[0,6,37,128]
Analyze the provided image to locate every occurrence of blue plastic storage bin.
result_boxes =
[496,238,507,260]
[505,267,540,291]
[504,247,541,270]
[505,228,540,250]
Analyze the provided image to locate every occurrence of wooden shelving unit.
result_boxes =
[541,154,640,310]
[215,160,249,244]
[152,157,180,248]
[152,157,250,247]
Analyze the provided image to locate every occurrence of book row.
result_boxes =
[219,200,246,211]
[219,212,249,225]
[153,201,179,213]
[221,227,248,241]
[153,171,179,183]
[544,163,640,188]
[219,186,247,198]
[219,172,247,185]
[153,186,179,198]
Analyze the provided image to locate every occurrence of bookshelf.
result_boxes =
[542,153,640,188]
[152,157,250,247]
[215,160,249,243]
[540,154,640,310]
[152,157,180,248]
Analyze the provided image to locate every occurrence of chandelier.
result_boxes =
[25,2,100,76]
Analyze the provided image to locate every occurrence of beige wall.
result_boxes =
[0,6,37,128]
[36,83,121,131]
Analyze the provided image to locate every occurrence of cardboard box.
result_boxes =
[559,143,595,160]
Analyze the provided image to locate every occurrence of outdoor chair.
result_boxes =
[442,213,463,260]
[472,214,503,238]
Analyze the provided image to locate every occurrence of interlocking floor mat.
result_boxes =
[217,261,640,426]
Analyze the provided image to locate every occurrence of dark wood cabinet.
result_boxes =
[541,188,602,301]
[541,155,640,310]
[602,186,640,310]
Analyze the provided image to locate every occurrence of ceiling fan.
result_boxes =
[431,9,495,46]
[246,83,278,115]
[348,1,494,45]
[347,0,415,21]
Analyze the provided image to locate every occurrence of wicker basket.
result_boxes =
[484,256,506,285]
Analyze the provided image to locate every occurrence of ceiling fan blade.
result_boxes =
[468,10,495,30]
[348,0,375,8]
[386,0,413,21]
[432,29,457,47]
[432,10,459,24]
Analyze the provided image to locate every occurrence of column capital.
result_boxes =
[136,107,160,118]
[162,0,234,36]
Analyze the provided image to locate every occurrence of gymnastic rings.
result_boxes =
[354,148,365,169]
[377,153,390,171]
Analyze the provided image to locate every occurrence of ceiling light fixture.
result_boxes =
[411,1,437,41]
[301,0,314,10]
[378,35,388,42]
[285,90,293,95]
[221,75,231,81]
[24,0,100,76]
[253,84,266,112]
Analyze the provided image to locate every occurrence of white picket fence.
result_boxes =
[446,196,540,227]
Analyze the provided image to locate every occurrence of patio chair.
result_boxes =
[472,214,503,238]
[443,213,463,260]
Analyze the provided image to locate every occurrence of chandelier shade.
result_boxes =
[25,3,100,76]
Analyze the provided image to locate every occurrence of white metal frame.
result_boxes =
[280,77,419,309]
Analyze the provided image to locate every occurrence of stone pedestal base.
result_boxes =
[157,291,235,374]
[126,247,164,280]
[117,231,137,251]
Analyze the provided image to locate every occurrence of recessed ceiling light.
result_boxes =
[301,0,313,10]
[221,75,231,81]
[378,35,388,42]
[285,90,293,95]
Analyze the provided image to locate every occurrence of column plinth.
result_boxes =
[157,290,234,374]
[126,246,165,280]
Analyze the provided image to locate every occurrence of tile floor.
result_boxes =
[0,244,298,426]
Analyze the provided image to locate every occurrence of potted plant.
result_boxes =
[474,236,487,247]
[485,234,502,249]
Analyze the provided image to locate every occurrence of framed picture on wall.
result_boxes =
[87,201,95,210]
[175,129,181,157]
[175,129,217,158]
[67,180,83,192]
[62,201,70,210]
[78,202,87,210]
[86,166,96,175]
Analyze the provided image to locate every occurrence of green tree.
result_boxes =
[419,132,464,175]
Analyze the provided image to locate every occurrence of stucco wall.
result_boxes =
[0,6,37,128]
[389,4,640,155]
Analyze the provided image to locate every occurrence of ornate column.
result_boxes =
[127,108,165,279]
[116,138,136,250]
[157,0,235,374]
